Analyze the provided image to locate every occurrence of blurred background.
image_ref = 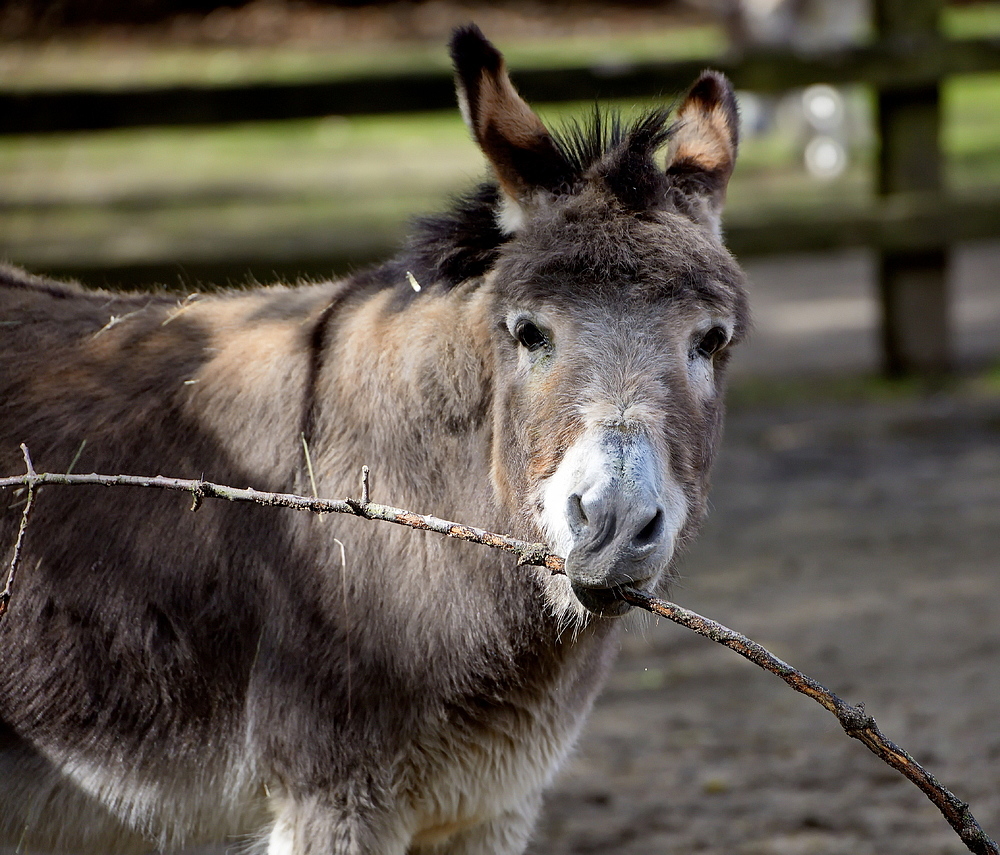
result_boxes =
[3,3,1000,853]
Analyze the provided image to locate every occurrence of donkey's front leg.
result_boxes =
[267,792,410,855]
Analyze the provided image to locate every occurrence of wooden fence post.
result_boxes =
[874,0,950,376]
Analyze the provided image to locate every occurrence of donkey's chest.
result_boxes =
[401,640,614,848]
[405,700,586,847]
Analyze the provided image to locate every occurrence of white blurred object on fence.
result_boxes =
[687,0,870,179]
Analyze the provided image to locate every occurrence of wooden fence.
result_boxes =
[3,0,998,375]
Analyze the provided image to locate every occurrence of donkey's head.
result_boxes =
[451,26,749,619]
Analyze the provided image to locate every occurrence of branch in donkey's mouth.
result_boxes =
[0,453,995,855]
[0,457,565,577]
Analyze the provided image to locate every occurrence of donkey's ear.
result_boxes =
[665,71,739,238]
[450,25,570,226]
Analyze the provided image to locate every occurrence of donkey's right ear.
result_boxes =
[450,25,571,226]
[665,70,740,239]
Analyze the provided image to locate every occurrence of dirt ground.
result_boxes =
[526,247,1000,855]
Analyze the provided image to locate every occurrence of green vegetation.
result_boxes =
[944,73,1000,189]
[728,372,934,410]
[727,361,1000,409]
[0,112,485,268]
[943,2,1000,39]
[0,25,723,91]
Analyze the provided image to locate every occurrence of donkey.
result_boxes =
[0,24,747,855]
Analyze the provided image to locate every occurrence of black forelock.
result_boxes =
[395,183,508,289]
[549,106,674,206]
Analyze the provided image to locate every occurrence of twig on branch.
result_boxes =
[1,445,38,620]
[0,458,996,855]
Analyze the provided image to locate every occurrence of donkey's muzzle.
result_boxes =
[565,483,673,616]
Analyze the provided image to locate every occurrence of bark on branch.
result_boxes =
[0,449,996,855]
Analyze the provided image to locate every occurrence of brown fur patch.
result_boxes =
[452,24,569,201]
[663,70,740,233]
[527,408,583,485]
[667,86,737,178]
[475,65,548,151]
[474,65,565,200]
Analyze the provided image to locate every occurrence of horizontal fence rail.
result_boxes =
[4,37,1000,134]
[20,190,1000,289]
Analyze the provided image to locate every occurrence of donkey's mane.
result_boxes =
[359,107,675,296]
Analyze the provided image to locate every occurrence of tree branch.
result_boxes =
[0,445,38,620]
[0,456,995,855]
[0,463,563,574]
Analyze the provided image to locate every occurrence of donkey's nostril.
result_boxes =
[567,493,588,533]
[633,507,665,550]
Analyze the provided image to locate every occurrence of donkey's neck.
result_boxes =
[185,277,619,722]
[308,278,624,663]
[311,280,499,527]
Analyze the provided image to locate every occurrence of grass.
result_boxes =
[0,86,880,272]
[944,73,1000,190]
[943,3,1000,39]
[0,112,484,269]
[0,108,878,272]
[0,25,724,91]
[728,372,936,411]
[2,1,995,92]
[726,359,1000,412]
[1,3,995,93]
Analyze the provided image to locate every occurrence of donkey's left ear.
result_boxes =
[450,25,571,228]
[665,71,740,238]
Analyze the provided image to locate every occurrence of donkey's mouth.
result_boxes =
[570,582,637,617]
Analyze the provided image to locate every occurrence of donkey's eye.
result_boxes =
[514,319,547,351]
[693,326,729,359]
